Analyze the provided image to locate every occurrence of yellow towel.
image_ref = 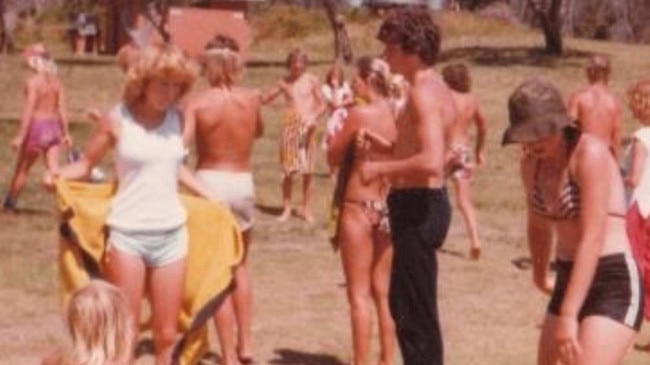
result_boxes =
[56,180,243,365]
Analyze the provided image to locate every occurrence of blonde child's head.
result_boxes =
[65,280,133,365]
[23,43,57,75]
[123,43,198,108]
[201,34,243,87]
[628,78,650,124]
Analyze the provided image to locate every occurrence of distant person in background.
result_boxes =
[3,43,70,212]
[262,48,327,223]
[184,34,263,365]
[624,78,650,351]
[442,63,487,260]
[504,78,642,365]
[321,63,354,147]
[328,56,397,365]
[567,54,623,160]
[41,280,134,365]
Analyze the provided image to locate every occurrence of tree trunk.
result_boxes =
[322,0,353,64]
[531,0,564,55]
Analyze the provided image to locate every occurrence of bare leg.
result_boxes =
[104,246,147,364]
[44,144,61,175]
[213,295,239,365]
[233,230,254,362]
[537,314,560,365]
[278,175,292,222]
[577,316,637,365]
[149,258,186,365]
[339,205,374,365]
[5,149,39,208]
[371,234,395,365]
[453,177,482,260]
[300,173,314,223]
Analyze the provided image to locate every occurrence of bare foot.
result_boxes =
[470,246,482,261]
[277,208,292,222]
[298,208,314,223]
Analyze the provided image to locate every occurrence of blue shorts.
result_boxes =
[108,225,188,267]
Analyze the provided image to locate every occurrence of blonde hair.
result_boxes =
[63,280,133,365]
[628,79,650,124]
[123,43,197,107]
[357,56,392,97]
[201,34,243,87]
[23,43,57,75]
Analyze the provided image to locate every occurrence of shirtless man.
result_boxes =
[183,34,263,365]
[262,48,327,223]
[360,8,458,365]
[4,43,70,211]
[442,63,487,260]
[567,54,622,160]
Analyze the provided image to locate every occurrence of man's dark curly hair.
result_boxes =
[377,7,441,66]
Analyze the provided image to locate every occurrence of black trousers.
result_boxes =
[387,188,451,365]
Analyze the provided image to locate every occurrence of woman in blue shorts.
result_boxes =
[50,44,217,365]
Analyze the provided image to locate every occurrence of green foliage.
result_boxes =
[250,5,331,41]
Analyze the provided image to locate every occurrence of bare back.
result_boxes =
[27,74,63,120]
[568,84,622,156]
[192,87,263,172]
[450,91,480,146]
[391,70,457,188]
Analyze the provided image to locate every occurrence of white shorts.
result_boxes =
[196,170,255,231]
[108,225,188,267]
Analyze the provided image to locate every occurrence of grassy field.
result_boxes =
[1,8,650,365]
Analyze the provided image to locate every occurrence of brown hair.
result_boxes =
[628,79,650,124]
[442,63,471,93]
[286,48,308,69]
[325,63,345,86]
[377,7,441,66]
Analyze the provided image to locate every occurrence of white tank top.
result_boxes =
[107,104,187,231]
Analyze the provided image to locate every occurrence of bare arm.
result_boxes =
[181,99,198,146]
[611,103,623,161]
[311,77,327,121]
[327,108,359,168]
[567,92,580,123]
[521,155,554,294]
[54,114,115,181]
[178,164,220,202]
[553,139,611,359]
[473,99,488,166]
[626,138,647,188]
[261,81,285,105]
[12,81,38,150]
[57,80,71,146]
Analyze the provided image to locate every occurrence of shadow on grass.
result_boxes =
[269,348,346,365]
[256,203,285,216]
[440,46,594,68]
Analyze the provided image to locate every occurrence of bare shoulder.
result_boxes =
[573,133,611,164]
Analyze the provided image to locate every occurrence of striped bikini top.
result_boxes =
[531,159,580,220]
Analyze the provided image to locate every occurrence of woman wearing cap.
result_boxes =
[503,78,643,365]
[3,43,70,211]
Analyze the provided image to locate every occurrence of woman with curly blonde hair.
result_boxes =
[48,44,219,365]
